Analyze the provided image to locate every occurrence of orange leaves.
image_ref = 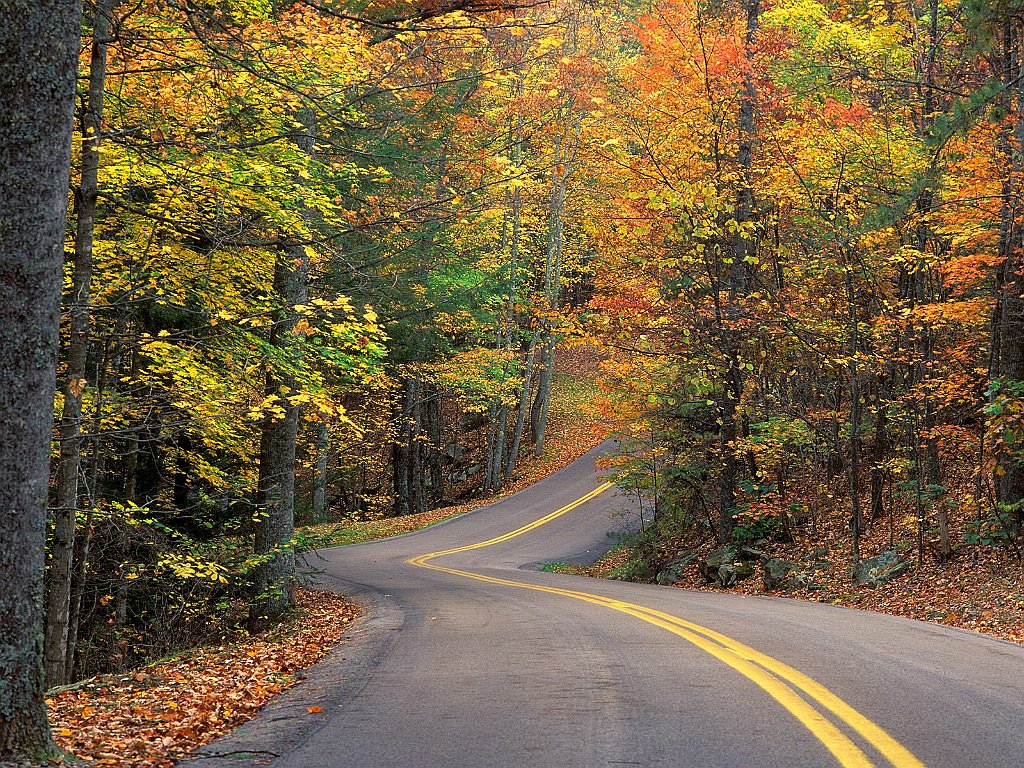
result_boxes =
[47,590,361,767]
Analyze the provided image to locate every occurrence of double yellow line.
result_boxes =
[408,482,925,768]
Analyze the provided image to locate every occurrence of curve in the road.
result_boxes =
[409,483,924,768]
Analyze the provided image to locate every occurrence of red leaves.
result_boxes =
[47,590,361,767]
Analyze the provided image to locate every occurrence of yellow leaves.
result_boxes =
[156,552,229,584]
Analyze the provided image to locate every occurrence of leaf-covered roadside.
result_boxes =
[565,545,1024,646]
[46,590,360,767]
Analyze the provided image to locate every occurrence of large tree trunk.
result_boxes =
[45,0,117,689]
[252,110,318,622]
[0,0,80,757]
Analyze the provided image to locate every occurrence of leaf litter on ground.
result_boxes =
[47,589,359,767]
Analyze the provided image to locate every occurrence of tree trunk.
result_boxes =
[715,0,760,545]
[45,0,117,689]
[994,15,1024,525]
[252,253,308,623]
[531,102,578,456]
[869,402,889,521]
[531,336,556,456]
[505,333,538,483]
[0,0,80,756]
[392,379,412,517]
[312,420,329,520]
[64,505,94,682]
[426,387,444,504]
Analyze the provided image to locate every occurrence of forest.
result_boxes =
[3,0,1024,761]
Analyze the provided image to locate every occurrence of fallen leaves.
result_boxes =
[47,589,361,767]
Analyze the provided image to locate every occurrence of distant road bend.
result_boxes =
[195,445,1024,768]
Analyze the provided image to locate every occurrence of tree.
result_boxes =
[46,0,121,689]
[0,0,81,758]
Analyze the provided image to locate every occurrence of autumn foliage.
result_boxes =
[28,0,1024,753]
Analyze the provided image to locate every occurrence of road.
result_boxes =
[191,445,1024,768]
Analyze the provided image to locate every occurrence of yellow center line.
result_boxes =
[407,483,925,768]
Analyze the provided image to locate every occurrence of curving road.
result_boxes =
[191,445,1024,768]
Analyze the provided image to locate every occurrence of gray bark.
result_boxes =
[312,420,329,520]
[716,0,759,545]
[531,108,577,456]
[505,333,538,483]
[46,0,118,688]
[392,378,414,517]
[0,0,80,757]
[989,15,1024,526]
[252,110,318,622]
[252,253,308,622]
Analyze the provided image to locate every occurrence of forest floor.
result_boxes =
[44,346,611,767]
[46,590,360,767]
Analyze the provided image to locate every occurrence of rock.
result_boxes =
[761,557,797,591]
[739,546,768,563]
[852,550,911,587]
[443,443,466,461]
[656,551,698,586]
[717,561,754,587]
[701,546,757,586]
[700,545,736,581]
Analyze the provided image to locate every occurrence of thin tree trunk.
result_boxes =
[426,387,444,503]
[531,102,578,456]
[994,15,1024,525]
[64,505,94,681]
[845,265,864,566]
[869,402,889,521]
[531,336,556,456]
[410,377,425,514]
[715,0,759,545]
[505,333,538,483]
[392,377,415,516]
[312,420,329,520]
[45,0,117,688]
[0,0,80,755]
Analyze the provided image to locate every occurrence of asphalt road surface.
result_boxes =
[192,444,1024,768]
